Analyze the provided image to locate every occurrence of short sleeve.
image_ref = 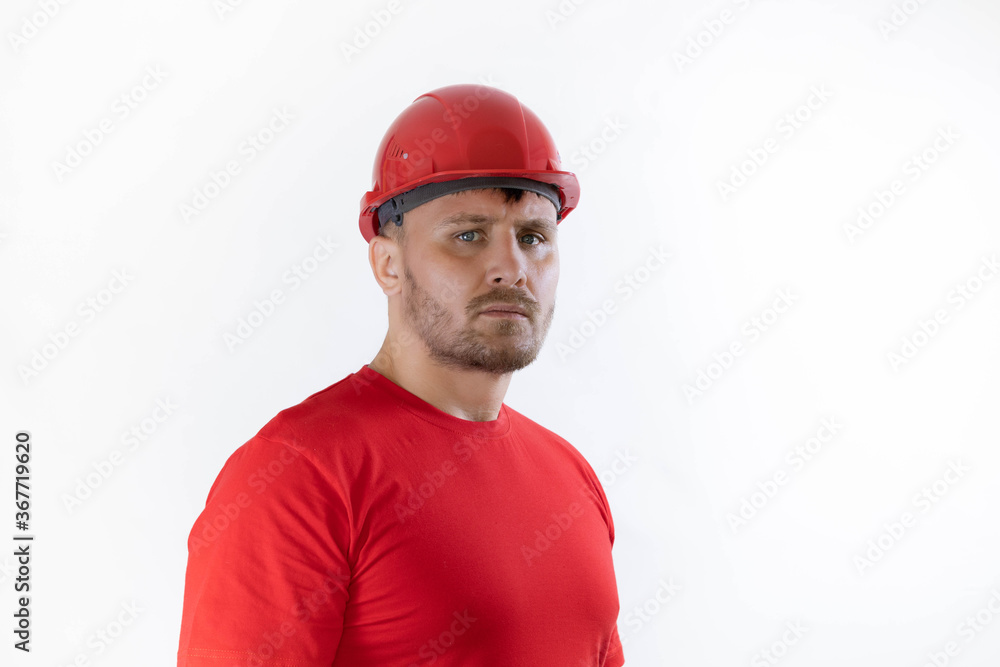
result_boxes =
[574,449,617,548]
[177,436,352,666]
[604,622,625,666]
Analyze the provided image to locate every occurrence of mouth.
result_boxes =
[480,304,529,319]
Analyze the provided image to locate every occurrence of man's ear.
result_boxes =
[369,234,403,296]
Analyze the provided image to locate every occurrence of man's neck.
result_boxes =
[368,336,512,422]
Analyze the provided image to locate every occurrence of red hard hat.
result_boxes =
[358,84,580,243]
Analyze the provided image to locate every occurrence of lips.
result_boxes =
[481,304,528,316]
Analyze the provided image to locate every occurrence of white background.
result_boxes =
[3,0,1000,665]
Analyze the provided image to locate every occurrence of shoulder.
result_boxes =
[506,405,591,462]
[254,368,377,455]
[505,404,606,487]
[504,404,617,542]
[207,369,381,494]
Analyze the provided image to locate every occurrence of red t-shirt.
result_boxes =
[178,365,624,666]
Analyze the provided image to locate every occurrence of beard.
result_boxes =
[402,266,554,375]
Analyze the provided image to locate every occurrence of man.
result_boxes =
[177,83,624,666]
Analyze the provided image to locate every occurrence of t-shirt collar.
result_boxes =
[355,365,511,438]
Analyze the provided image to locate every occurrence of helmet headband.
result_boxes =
[376,176,562,230]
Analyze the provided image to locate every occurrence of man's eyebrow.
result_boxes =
[435,213,558,234]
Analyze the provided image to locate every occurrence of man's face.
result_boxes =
[395,188,560,375]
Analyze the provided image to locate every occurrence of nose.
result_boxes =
[485,230,528,287]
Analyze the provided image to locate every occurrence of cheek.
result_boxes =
[534,253,559,295]
[423,269,470,309]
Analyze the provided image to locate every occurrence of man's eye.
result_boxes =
[455,231,545,244]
